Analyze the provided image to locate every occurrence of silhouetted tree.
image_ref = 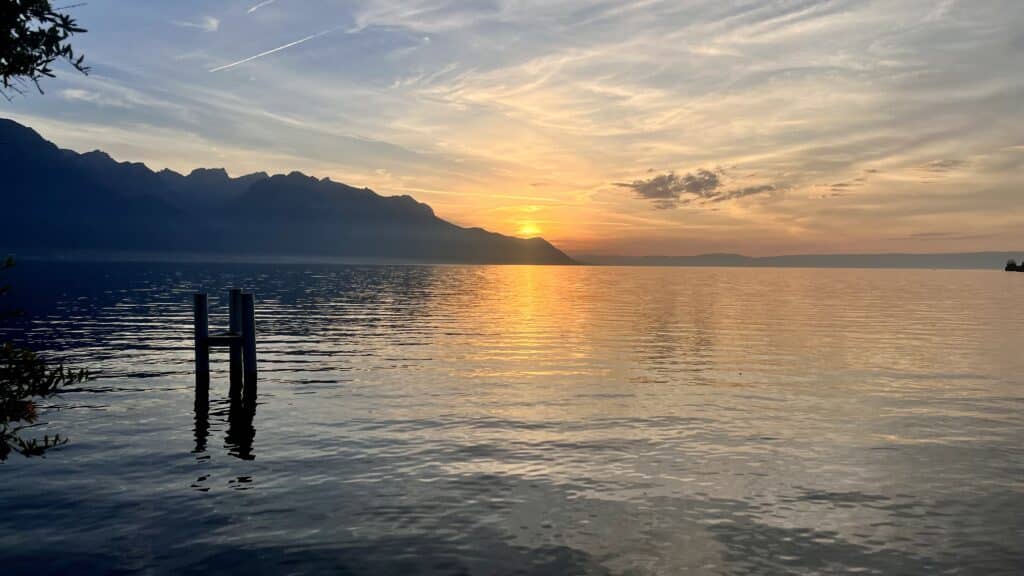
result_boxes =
[1,2,89,459]
[1007,259,1020,272]
[0,0,88,98]
[1,257,87,460]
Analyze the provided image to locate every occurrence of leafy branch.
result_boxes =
[0,0,89,99]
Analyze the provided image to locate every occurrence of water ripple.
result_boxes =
[0,262,1022,574]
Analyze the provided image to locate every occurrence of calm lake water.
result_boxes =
[1,261,1022,575]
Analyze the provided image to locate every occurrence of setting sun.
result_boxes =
[517,222,542,238]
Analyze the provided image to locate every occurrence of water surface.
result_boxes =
[1,262,1022,574]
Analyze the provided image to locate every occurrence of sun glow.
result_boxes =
[517,222,542,237]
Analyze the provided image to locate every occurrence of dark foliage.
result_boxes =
[1,257,88,460]
[0,0,88,98]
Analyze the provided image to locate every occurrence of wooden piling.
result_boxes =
[193,293,210,388]
[193,289,256,395]
[241,292,257,388]
[228,288,243,389]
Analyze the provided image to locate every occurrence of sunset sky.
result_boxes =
[7,0,1023,256]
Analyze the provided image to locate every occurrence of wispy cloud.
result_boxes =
[60,88,132,108]
[708,184,777,203]
[173,16,220,32]
[209,28,340,72]
[248,0,280,14]
[921,159,968,173]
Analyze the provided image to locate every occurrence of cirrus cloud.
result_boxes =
[173,16,220,32]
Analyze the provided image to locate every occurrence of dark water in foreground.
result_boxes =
[1,261,1022,575]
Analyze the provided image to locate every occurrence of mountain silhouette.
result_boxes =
[0,119,574,264]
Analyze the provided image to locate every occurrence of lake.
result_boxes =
[1,261,1022,575]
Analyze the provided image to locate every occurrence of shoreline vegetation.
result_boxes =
[1007,259,1024,272]
[1,257,88,461]
[1,1,91,461]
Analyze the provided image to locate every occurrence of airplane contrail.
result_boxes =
[247,0,279,13]
[209,27,338,72]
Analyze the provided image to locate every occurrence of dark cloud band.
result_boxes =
[617,169,774,208]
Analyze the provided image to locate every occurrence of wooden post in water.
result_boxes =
[228,288,243,390]
[192,290,257,394]
[193,293,210,388]
[241,292,257,390]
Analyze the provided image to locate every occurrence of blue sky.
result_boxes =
[6,0,1023,255]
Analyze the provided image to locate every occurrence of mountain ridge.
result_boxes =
[0,119,574,265]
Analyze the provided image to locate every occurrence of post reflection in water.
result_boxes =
[193,378,258,469]
[226,381,257,462]
[1,261,1023,575]
[192,387,209,456]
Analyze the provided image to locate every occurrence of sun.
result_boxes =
[517,222,542,237]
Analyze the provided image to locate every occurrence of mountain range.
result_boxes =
[3,118,1015,270]
[0,118,574,265]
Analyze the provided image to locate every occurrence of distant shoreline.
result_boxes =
[5,250,1022,271]
[576,251,1023,270]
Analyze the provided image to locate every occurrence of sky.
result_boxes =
[6,0,1023,256]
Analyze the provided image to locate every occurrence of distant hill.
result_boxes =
[0,119,574,265]
[580,252,1022,270]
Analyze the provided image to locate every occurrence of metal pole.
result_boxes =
[228,288,243,389]
[193,293,209,389]
[241,292,257,391]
